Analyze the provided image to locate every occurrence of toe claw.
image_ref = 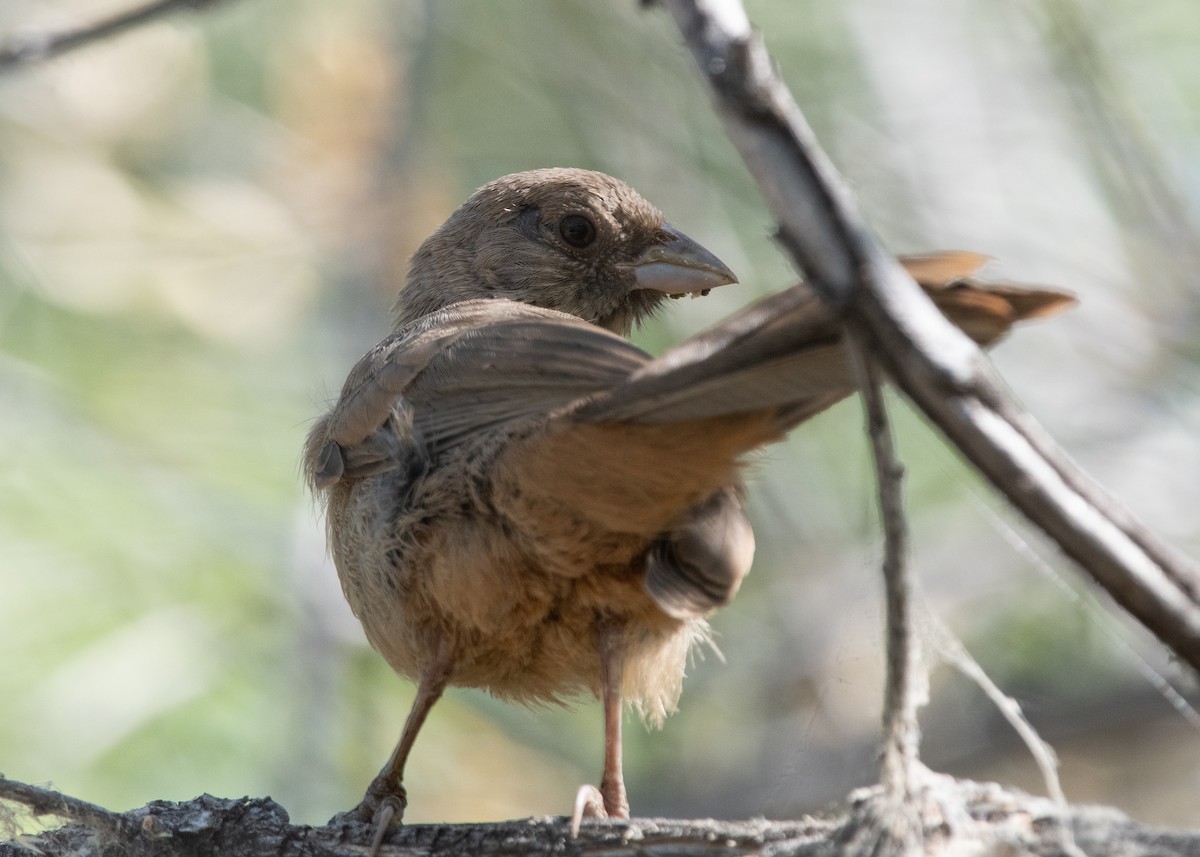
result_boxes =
[570,784,607,838]
[367,794,406,857]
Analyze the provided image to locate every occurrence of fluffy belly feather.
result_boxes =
[328,472,703,724]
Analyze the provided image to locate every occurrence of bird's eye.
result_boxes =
[559,214,597,248]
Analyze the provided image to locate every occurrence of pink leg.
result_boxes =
[571,620,629,836]
[598,624,630,819]
[359,643,454,856]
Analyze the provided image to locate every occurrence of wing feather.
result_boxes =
[304,299,649,488]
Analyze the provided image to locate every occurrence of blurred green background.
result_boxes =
[2,0,1198,832]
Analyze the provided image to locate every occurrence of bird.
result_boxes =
[303,167,1073,849]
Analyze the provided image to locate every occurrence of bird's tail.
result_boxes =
[574,252,1074,431]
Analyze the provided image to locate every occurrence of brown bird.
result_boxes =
[304,168,1072,847]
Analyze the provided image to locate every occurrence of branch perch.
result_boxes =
[3,775,1197,857]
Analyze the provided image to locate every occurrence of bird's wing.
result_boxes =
[479,287,840,616]
[403,315,647,454]
[306,297,761,621]
[304,299,649,488]
[491,287,844,570]
[574,285,850,427]
[493,254,1076,575]
[574,253,1076,427]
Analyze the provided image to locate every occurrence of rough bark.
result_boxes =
[4,775,1200,857]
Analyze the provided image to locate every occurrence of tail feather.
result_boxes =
[577,254,1075,428]
[575,286,845,425]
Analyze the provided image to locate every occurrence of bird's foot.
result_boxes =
[366,794,405,857]
[327,783,407,857]
[570,784,607,838]
[570,769,631,837]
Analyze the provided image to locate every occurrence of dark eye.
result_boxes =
[559,214,597,248]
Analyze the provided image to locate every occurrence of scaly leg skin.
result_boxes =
[571,620,629,837]
[344,643,454,857]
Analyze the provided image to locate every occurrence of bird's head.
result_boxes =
[394,168,737,335]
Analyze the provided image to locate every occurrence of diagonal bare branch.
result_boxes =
[0,0,235,74]
[661,0,1200,672]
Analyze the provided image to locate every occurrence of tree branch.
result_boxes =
[0,0,235,74]
[4,775,1197,857]
[660,0,1200,673]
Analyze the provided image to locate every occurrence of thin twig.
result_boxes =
[0,0,232,74]
[922,609,1084,857]
[843,325,928,856]
[844,326,924,801]
[661,0,1200,672]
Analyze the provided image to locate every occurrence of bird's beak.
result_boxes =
[627,224,738,298]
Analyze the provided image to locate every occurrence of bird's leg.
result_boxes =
[351,641,454,856]
[571,618,629,836]
[598,621,629,818]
